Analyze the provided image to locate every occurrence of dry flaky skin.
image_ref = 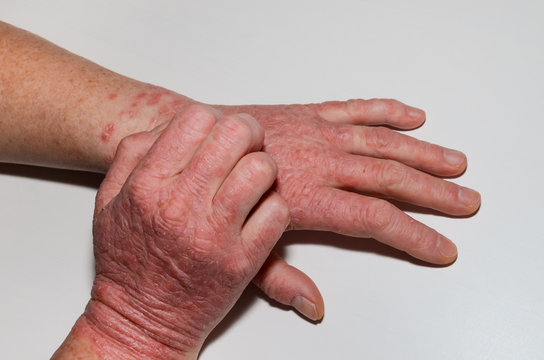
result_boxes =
[215,101,481,263]
[54,106,290,359]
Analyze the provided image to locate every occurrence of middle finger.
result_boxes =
[328,153,481,216]
[333,125,467,177]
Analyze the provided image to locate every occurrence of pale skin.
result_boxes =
[0,21,481,358]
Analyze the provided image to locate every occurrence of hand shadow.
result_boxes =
[201,224,455,355]
[0,163,103,285]
[0,163,104,189]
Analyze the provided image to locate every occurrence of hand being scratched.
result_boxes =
[212,99,481,312]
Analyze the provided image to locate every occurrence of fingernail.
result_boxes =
[458,187,481,208]
[291,296,318,321]
[444,149,466,166]
[438,236,458,259]
[407,106,424,120]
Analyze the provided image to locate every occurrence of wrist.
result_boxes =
[79,276,204,360]
[98,84,196,172]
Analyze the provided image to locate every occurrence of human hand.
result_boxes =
[86,105,289,359]
[217,99,480,261]
[213,99,481,319]
[98,94,481,323]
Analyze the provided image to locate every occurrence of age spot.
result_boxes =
[101,123,115,143]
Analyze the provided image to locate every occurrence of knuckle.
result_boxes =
[383,99,401,116]
[117,134,135,151]
[182,105,217,135]
[366,126,395,151]
[243,152,277,179]
[377,160,407,192]
[320,123,350,144]
[235,112,260,129]
[346,98,365,115]
[124,177,154,212]
[362,200,392,233]
[185,103,216,119]
[218,115,253,144]
[117,132,148,154]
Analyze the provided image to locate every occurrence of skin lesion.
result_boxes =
[116,87,191,128]
[101,123,115,143]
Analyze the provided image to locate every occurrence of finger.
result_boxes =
[136,104,219,179]
[213,152,277,227]
[334,125,467,177]
[314,98,426,129]
[252,251,324,321]
[329,155,481,216]
[180,113,264,197]
[241,191,290,265]
[297,187,459,264]
[95,131,158,215]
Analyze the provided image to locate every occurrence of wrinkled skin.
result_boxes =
[215,99,481,314]
[111,97,481,323]
[85,105,290,359]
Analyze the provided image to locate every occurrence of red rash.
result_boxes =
[117,88,189,129]
[146,93,162,106]
[101,123,115,143]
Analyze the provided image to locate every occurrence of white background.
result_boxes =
[1,0,543,359]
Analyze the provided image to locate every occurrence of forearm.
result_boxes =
[0,21,192,172]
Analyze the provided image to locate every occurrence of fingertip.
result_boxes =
[184,103,223,121]
[437,236,458,264]
[458,187,482,214]
[443,149,468,173]
[404,106,426,129]
[253,252,323,321]
[291,295,324,322]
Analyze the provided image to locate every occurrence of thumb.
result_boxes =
[94,130,159,216]
[253,251,324,321]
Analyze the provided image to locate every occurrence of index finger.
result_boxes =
[314,98,426,129]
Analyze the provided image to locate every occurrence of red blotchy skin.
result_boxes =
[117,88,188,127]
[100,123,114,143]
[108,93,118,101]
[102,97,477,328]
[212,100,480,263]
[86,106,289,359]
[128,96,478,264]
[146,92,162,105]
